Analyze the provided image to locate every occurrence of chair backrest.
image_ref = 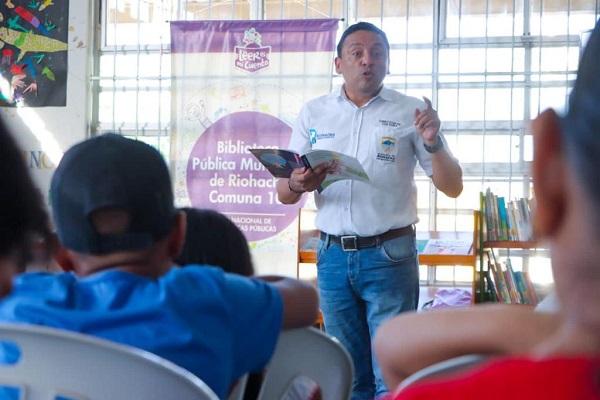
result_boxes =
[257,327,354,400]
[397,354,490,392]
[227,373,248,400]
[0,323,219,400]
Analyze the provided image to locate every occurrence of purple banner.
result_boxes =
[186,111,301,241]
[171,19,338,243]
[170,19,339,54]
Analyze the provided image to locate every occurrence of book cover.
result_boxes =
[300,236,319,252]
[497,196,509,240]
[507,201,518,241]
[492,194,500,241]
[416,239,429,254]
[513,271,533,305]
[503,259,522,304]
[249,148,370,191]
[248,148,304,178]
[522,271,540,305]
[489,261,506,303]
[484,189,496,241]
[520,198,534,241]
[421,239,473,255]
[487,253,508,303]
[483,270,499,302]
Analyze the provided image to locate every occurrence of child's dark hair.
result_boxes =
[176,208,254,276]
[561,20,600,208]
[0,117,52,269]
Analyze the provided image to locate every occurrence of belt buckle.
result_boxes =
[341,236,359,251]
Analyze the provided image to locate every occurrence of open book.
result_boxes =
[249,148,370,192]
[420,239,473,255]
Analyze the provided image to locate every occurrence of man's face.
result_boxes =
[335,29,389,97]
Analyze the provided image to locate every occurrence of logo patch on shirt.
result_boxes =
[377,136,396,162]
[309,129,335,144]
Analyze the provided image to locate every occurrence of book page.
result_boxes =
[421,239,473,255]
[303,150,370,190]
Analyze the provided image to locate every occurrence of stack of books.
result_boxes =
[481,188,535,242]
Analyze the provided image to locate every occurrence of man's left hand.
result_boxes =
[414,96,441,146]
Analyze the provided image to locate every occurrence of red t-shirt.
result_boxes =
[387,357,600,400]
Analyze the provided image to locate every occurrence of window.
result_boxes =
[92,0,598,285]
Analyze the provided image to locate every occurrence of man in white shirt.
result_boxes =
[276,21,463,400]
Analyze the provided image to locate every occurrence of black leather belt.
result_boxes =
[320,225,414,252]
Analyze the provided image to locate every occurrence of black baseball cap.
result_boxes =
[50,133,177,254]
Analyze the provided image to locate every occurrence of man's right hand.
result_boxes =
[276,162,329,204]
[290,162,329,193]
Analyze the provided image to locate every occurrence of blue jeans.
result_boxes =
[316,233,420,400]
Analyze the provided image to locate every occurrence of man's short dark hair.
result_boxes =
[337,22,390,58]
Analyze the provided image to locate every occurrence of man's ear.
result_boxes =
[54,243,75,272]
[167,211,187,259]
[531,108,566,238]
[334,57,342,74]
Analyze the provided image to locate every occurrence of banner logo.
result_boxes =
[234,28,271,74]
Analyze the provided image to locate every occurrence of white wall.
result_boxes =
[2,1,91,208]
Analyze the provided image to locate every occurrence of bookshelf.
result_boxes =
[478,241,546,304]
[477,190,546,304]
[297,209,480,298]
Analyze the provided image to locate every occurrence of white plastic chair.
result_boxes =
[257,327,354,400]
[397,354,490,392]
[227,373,248,400]
[0,323,219,400]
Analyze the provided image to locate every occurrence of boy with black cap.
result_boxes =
[0,133,319,400]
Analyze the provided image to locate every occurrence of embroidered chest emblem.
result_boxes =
[377,136,397,162]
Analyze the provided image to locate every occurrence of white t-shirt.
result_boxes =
[288,86,452,236]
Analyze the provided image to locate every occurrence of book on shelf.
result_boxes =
[249,148,370,192]
[485,250,539,305]
[503,258,522,303]
[497,196,509,241]
[483,270,499,302]
[521,271,539,304]
[513,271,531,304]
[486,251,508,303]
[481,189,535,242]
